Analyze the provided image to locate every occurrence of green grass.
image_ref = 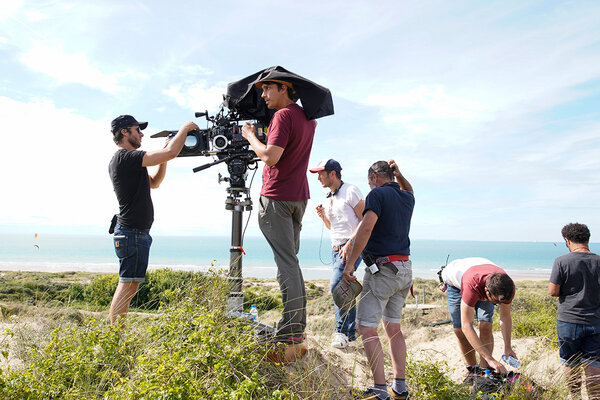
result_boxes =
[0,273,571,399]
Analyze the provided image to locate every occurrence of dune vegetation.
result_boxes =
[0,270,576,399]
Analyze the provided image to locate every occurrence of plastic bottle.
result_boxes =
[483,369,491,378]
[249,304,258,322]
[501,354,521,368]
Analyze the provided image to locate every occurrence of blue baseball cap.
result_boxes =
[309,159,342,173]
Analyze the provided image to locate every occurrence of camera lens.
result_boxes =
[213,135,228,150]
[184,135,198,149]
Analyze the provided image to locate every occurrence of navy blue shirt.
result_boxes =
[363,182,414,256]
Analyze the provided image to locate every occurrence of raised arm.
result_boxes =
[241,123,284,166]
[142,121,199,167]
[388,159,413,194]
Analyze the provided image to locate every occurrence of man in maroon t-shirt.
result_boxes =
[441,258,517,376]
[242,79,316,343]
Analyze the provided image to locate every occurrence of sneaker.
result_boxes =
[331,332,349,349]
[387,386,410,400]
[351,387,390,400]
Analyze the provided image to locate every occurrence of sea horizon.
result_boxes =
[2,233,597,281]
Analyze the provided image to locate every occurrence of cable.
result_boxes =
[318,219,332,265]
[241,166,258,241]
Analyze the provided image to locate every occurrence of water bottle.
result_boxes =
[501,354,521,368]
[249,304,258,322]
[483,369,491,378]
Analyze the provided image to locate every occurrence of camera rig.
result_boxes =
[151,106,273,332]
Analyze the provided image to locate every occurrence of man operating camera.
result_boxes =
[241,79,316,344]
[108,115,198,324]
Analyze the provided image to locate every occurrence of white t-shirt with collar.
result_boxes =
[327,182,363,246]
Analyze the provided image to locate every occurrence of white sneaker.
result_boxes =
[331,332,349,349]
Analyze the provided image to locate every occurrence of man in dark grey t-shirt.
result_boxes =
[549,223,600,400]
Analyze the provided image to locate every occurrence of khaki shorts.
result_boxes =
[356,260,412,327]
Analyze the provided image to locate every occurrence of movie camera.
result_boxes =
[151,107,268,188]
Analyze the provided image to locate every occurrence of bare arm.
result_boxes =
[316,205,331,230]
[499,302,516,359]
[461,301,507,374]
[388,159,413,194]
[149,163,167,188]
[142,121,199,167]
[549,282,561,297]
[340,200,366,263]
[343,210,378,282]
[353,200,365,221]
[242,123,284,166]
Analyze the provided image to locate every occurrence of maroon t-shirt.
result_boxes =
[260,103,316,201]
[460,264,506,307]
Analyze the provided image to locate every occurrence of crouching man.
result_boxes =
[441,257,517,378]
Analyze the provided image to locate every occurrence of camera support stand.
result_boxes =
[195,155,275,336]
[223,183,251,314]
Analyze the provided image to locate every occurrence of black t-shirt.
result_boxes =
[363,181,415,256]
[108,149,154,230]
[550,251,600,324]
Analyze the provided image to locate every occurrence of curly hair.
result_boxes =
[561,223,590,244]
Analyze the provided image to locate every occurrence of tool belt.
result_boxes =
[364,253,409,274]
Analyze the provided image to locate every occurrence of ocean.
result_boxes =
[1,234,597,281]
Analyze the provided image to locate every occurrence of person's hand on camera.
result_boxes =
[242,123,256,141]
[181,121,199,133]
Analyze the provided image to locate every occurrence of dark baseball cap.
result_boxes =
[309,159,342,173]
[332,278,362,310]
[111,115,148,134]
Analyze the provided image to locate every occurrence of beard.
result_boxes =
[127,135,141,149]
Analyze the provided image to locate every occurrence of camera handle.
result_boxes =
[192,156,231,172]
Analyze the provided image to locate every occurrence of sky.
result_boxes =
[0,0,599,242]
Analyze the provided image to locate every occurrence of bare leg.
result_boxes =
[565,365,583,400]
[454,327,478,366]
[478,321,494,369]
[359,324,386,385]
[109,281,140,324]
[383,321,406,379]
[584,365,600,400]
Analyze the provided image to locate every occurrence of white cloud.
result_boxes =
[163,81,227,113]
[0,0,22,19]
[20,44,124,94]
[24,10,48,22]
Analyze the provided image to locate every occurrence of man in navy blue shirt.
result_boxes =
[345,160,414,400]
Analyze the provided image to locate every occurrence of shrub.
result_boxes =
[0,273,294,399]
[243,286,282,313]
[84,274,119,307]
[407,359,471,400]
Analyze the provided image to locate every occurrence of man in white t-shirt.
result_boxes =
[311,159,365,349]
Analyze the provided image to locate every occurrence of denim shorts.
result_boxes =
[557,320,600,367]
[113,224,152,283]
[356,260,412,327]
[446,285,494,328]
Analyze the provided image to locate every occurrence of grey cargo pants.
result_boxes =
[258,195,307,339]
